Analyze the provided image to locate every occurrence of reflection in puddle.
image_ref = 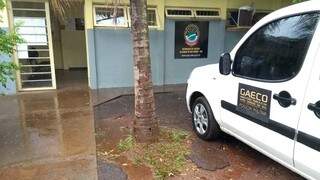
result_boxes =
[0,89,97,179]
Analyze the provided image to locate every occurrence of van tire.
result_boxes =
[191,96,220,140]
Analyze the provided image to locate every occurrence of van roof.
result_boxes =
[230,1,320,56]
[253,1,320,30]
[270,1,320,19]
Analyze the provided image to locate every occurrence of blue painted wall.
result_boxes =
[86,20,246,89]
[90,28,164,88]
[164,20,226,85]
[86,30,98,89]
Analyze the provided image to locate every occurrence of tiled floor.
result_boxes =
[56,69,89,90]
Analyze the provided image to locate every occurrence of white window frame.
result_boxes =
[146,8,160,29]
[127,7,160,29]
[194,8,221,19]
[165,8,194,19]
[93,5,129,28]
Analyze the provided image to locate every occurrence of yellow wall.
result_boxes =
[54,2,87,69]
[165,0,227,19]
[86,0,292,31]
[52,15,64,69]
[61,30,87,69]
[88,0,164,29]
[85,0,94,29]
[227,0,292,10]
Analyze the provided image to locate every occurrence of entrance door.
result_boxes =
[11,1,56,91]
[220,12,320,166]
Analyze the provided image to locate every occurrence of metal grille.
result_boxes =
[195,10,220,17]
[166,9,193,17]
[12,1,56,90]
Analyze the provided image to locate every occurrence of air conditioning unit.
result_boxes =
[238,5,255,27]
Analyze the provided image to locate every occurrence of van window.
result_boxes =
[233,13,320,81]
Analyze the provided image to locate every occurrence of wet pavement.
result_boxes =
[0,88,97,180]
[0,85,305,180]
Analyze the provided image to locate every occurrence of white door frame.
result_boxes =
[7,0,56,91]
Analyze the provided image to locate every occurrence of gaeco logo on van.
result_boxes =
[237,83,272,122]
[239,88,269,103]
[184,24,200,46]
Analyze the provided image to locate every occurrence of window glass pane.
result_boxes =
[233,13,320,81]
[147,9,157,26]
[95,7,126,26]
[227,10,238,26]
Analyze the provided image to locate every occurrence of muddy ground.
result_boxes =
[94,91,304,180]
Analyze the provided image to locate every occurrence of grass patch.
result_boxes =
[120,128,190,180]
[117,135,135,152]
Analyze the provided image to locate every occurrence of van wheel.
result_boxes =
[192,97,220,140]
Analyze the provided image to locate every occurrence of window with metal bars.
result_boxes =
[195,10,220,17]
[166,9,193,18]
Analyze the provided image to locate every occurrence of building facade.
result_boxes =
[0,0,292,94]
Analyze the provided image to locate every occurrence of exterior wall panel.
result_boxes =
[86,29,98,89]
[84,0,292,90]
[92,29,164,88]
[164,20,225,85]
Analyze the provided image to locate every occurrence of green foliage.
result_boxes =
[0,0,4,10]
[0,62,19,87]
[0,27,23,56]
[133,128,190,180]
[0,0,23,89]
[169,129,189,143]
[117,135,135,152]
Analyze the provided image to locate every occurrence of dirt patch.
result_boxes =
[189,138,229,171]
[121,128,192,179]
[95,114,154,180]
[94,92,304,180]
[97,159,127,180]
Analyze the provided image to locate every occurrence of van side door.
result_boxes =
[219,12,320,167]
[294,25,320,179]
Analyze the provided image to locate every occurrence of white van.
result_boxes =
[186,1,320,179]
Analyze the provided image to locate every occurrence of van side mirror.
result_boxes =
[219,53,232,75]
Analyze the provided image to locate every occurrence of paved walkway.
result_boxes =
[0,88,97,180]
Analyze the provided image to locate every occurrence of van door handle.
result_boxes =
[308,102,320,119]
[308,103,320,112]
[273,91,296,108]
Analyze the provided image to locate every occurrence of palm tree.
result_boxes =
[129,0,159,143]
[51,0,159,143]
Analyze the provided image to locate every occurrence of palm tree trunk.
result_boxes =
[130,0,158,143]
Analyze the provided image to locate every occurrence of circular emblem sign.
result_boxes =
[184,24,200,47]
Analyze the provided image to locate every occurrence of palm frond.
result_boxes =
[50,0,83,21]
